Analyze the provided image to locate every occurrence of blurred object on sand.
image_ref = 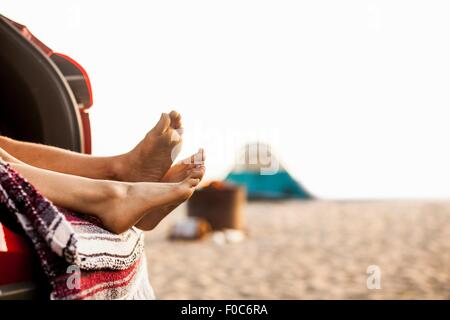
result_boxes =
[225,143,312,200]
[168,217,211,241]
[211,229,246,245]
[188,181,246,231]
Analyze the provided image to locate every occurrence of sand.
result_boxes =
[144,200,450,299]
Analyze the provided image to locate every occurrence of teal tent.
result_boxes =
[225,143,312,200]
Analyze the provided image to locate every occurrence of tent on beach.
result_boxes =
[225,143,312,200]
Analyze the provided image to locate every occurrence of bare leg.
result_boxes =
[0,135,122,180]
[0,110,183,182]
[1,147,201,234]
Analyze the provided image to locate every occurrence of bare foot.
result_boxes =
[135,152,206,231]
[117,111,183,182]
[97,174,201,234]
[162,148,205,183]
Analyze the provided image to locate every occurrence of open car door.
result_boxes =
[0,15,93,299]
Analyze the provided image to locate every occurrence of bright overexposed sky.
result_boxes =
[2,0,450,198]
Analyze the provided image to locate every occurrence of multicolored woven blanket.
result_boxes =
[0,160,154,300]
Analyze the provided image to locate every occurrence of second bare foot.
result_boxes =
[135,153,206,231]
[97,174,201,234]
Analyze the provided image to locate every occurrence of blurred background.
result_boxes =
[1,0,449,299]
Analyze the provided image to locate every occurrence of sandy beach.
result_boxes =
[144,200,450,299]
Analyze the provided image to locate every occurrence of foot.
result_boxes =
[161,148,206,183]
[98,174,201,234]
[135,153,206,231]
[116,111,183,182]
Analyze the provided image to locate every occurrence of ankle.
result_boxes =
[92,180,129,214]
[110,153,131,181]
[94,181,131,234]
[108,181,129,199]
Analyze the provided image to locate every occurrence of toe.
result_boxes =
[169,110,182,129]
[179,160,196,168]
[188,178,201,187]
[183,174,201,187]
[190,166,206,179]
[154,113,171,134]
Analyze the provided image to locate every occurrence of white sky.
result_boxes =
[2,0,450,199]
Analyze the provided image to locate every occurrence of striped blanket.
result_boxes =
[0,160,155,300]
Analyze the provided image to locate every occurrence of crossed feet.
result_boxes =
[98,111,206,234]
